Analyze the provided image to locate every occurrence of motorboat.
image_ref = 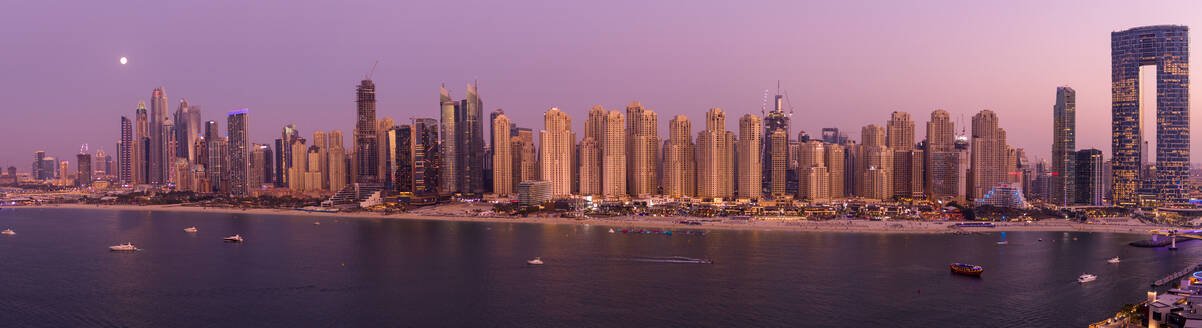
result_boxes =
[223,234,244,243]
[184,226,198,233]
[1078,273,1097,283]
[109,243,138,251]
[608,228,615,233]
[314,221,321,226]
[950,263,984,276]
[1107,257,1120,264]
[996,241,1008,245]
[1,229,14,236]
[527,257,544,265]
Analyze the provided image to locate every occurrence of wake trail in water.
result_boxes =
[621,256,715,264]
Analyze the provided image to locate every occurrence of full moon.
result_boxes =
[120,57,128,65]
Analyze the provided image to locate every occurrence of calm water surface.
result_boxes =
[0,208,1193,327]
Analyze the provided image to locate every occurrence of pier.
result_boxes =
[1153,263,1202,287]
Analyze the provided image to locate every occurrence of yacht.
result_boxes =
[109,243,138,251]
[184,226,198,233]
[996,241,1008,245]
[1107,257,1121,264]
[1,228,14,236]
[223,234,244,243]
[1078,273,1097,283]
[314,221,321,226]
[527,257,544,265]
[608,228,615,233]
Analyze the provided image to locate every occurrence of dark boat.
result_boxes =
[950,263,983,276]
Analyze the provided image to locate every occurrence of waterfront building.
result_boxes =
[737,114,763,200]
[276,124,299,188]
[517,180,552,206]
[226,109,249,195]
[439,85,458,196]
[133,102,149,184]
[173,99,201,163]
[925,110,955,197]
[626,102,658,198]
[492,114,513,196]
[583,106,607,195]
[825,143,845,198]
[662,115,695,198]
[77,145,91,187]
[927,151,962,200]
[860,145,893,200]
[540,108,574,197]
[578,137,601,196]
[288,138,307,191]
[887,112,922,198]
[149,87,167,184]
[697,108,733,199]
[975,183,1030,209]
[119,116,133,184]
[797,141,827,201]
[762,90,790,195]
[969,110,1007,200]
[602,110,626,198]
[513,128,537,186]
[355,79,379,185]
[1051,86,1076,206]
[377,117,396,188]
[1111,25,1190,206]
[1075,149,1105,206]
[312,131,329,190]
[767,128,788,199]
[207,136,227,193]
[457,83,485,195]
[249,144,270,190]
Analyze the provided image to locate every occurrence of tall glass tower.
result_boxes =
[1111,25,1189,205]
[355,79,379,184]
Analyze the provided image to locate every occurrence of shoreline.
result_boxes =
[16,203,1166,235]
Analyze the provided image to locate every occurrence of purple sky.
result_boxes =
[3,0,1202,169]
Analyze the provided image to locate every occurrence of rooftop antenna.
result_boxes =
[366,60,379,80]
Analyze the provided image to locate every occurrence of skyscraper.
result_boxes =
[626,102,659,197]
[797,141,828,201]
[602,110,626,198]
[355,79,379,184]
[207,136,227,193]
[1075,149,1104,206]
[662,115,695,198]
[276,124,299,187]
[925,110,955,198]
[173,99,196,162]
[119,116,133,184]
[492,113,513,196]
[377,117,396,188]
[134,102,149,184]
[149,87,167,184]
[737,114,763,199]
[439,85,458,196]
[970,110,1007,200]
[697,108,733,199]
[762,90,790,195]
[1051,86,1076,207]
[887,111,922,198]
[77,145,92,187]
[578,137,601,196]
[825,143,845,198]
[312,131,329,190]
[540,108,574,197]
[512,128,537,187]
[457,83,485,195]
[767,129,788,199]
[328,131,348,193]
[226,109,250,195]
[1111,25,1190,206]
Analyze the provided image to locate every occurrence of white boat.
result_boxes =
[996,241,1008,245]
[109,243,138,251]
[1,229,14,236]
[608,228,615,233]
[1107,257,1121,264]
[223,234,244,243]
[527,257,544,265]
[314,221,321,226]
[184,226,198,233]
[1078,273,1097,283]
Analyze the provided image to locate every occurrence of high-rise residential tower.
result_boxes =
[226,109,250,195]
[1111,25,1190,206]
[77,145,92,187]
[540,108,574,197]
[355,79,379,184]
[697,108,733,199]
[767,129,788,199]
[970,110,1008,200]
[457,83,485,195]
[439,85,458,196]
[492,113,513,196]
[737,114,763,199]
[662,115,695,198]
[1075,149,1105,206]
[925,110,955,198]
[602,110,626,198]
[1051,86,1077,207]
[625,102,659,198]
[149,87,168,184]
[119,116,133,184]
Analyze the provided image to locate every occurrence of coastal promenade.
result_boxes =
[19,203,1167,235]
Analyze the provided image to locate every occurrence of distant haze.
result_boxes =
[2,0,1202,168]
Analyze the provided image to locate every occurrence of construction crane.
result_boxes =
[366,60,379,80]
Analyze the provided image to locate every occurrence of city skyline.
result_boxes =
[6,1,1202,168]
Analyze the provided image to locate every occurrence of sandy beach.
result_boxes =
[22,203,1169,235]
